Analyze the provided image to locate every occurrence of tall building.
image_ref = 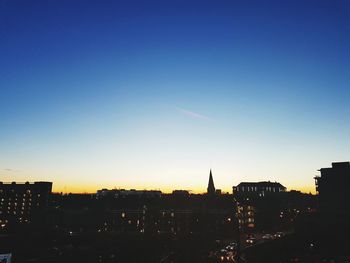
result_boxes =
[233,181,286,231]
[314,162,350,213]
[0,181,52,228]
[207,169,216,195]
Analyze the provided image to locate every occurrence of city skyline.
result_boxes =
[0,163,334,194]
[1,0,350,194]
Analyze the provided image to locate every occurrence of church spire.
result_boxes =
[207,169,216,195]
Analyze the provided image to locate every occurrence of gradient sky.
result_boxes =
[1,0,350,193]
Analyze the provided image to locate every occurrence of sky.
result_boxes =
[1,0,350,194]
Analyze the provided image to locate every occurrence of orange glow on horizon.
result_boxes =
[52,184,316,195]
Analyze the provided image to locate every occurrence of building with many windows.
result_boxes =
[233,181,286,197]
[233,181,286,231]
[237,203,255,231]
[0,181,52,228]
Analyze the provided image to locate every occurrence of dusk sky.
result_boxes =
[1,0,350,193]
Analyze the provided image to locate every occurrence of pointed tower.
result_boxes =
[207,169,216,195]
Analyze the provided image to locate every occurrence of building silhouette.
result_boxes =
[207,169,216,195]
[314,161,350,213]
[0,181,52,229]
[233,181,287,231]
[233,181,286,197]
[96,189,162,199]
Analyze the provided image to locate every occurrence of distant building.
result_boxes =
[233,181,286,197]
[0,182,52,228]
[96,189,162,199]
[314,162,350,213]
[207,170,216,195]
[215,189,222,195]
[172,190,190,197]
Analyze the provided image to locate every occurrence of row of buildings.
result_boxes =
[0,162,348,235]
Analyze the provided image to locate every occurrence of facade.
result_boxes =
[233,181,286,197]
[233,181,286,231]
[110,205,234,237]
[86,191,235,237]
[314,162,350,213]
[112,208,194,235]
[0,182,52,228]
[112,209,146,234]
[237,203,255,231]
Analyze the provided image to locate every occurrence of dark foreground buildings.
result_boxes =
[32,171,235,263]
[0,181,52,229]
[4,166,348,262]
[314,161,350,213]
[279,162,350,263]
[233,163,350,263]
[60,171,235,237]
[233,181,316,233]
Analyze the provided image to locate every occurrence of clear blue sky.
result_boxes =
[1,0,350,193]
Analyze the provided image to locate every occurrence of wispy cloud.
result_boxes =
[176,107,212,121]
[2,168,19,172]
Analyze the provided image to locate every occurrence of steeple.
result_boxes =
[207,169,216,195]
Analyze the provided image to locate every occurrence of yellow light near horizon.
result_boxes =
[52,184,316,195]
